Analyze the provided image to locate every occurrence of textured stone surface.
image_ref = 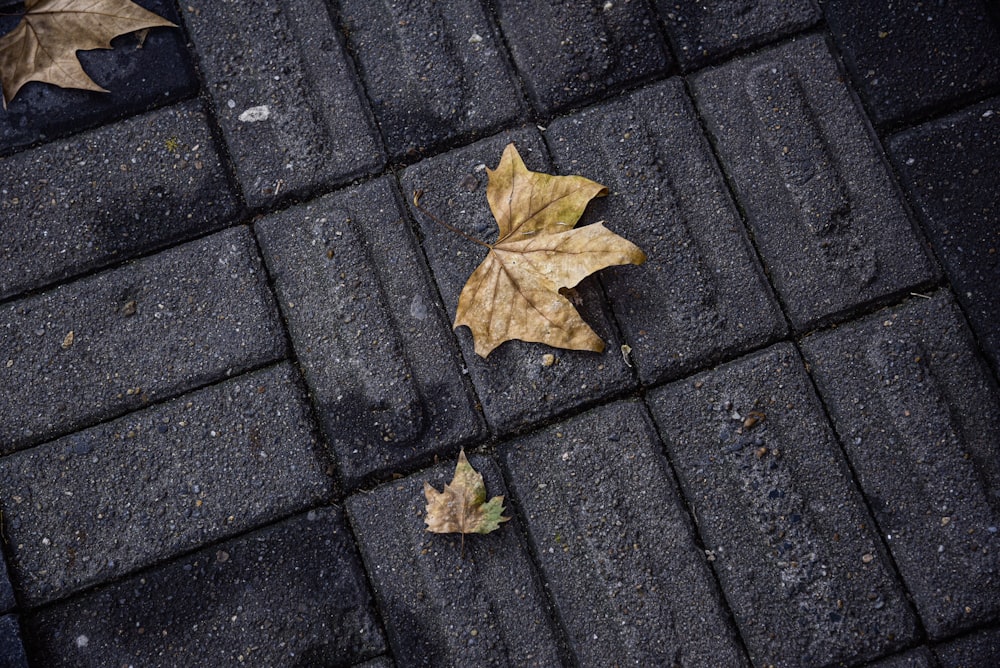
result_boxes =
[0,100,239,301]
[502,400,748,666]
[22,508,384,667]
[0,556,13,613]
[690,35,935,329]
[346,455,564,666]
[890,98,1000,375]
[183,0,382,207]
[256,177,485,488]
[400,129,637,434]
[0,615,28,668]
[656,0,819,69]
[825,0,1000,126]
[801,291,1000,639]
[0,0,195,156]
[648,343,917,666]
[935,627,1000,668]
[335,0,521,158]
[493,0,670,114]
[546,77,785,384]
[0,227,286,453]
[0,363,332,607]
[867,646,935,668]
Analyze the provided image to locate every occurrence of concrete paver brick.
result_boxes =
[0,615,28,668]
[255,177,486,488]
[335,0,522,158]
[22,507,383,667]
[824,0,1000,126]
[0,0,196,156]
[0,363,332,607]
[867,646,935,668]
[346,455,564,666]
[690,35,936,330]
[0,100,239,302]
[648,343,917,666]
[493,0,671,115]
[400,129,637,434]
[0,227,286,453]
[501,399,748,666]
[656,0,819,69]
[546,77,785,385]
[182,0,383,208]
[934,627,1000,668]
[801,291,1000,639]
[889,98,1000,376]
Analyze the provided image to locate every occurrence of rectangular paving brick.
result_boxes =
[336,0,522,158]
[347,454,564,666]
[501,400,748,666]
[824,0,1000,126]
[0,615,28,668]
[0,363,332,608]
[546,77,786,385]
[255,177,486,488]
[801,290,1000,639]
[0,0,196,156]
[400,129,637,435]
[22,507,384,667]
[0,227,286,453]
[690,35,936,330]
[889,98,1000,376]
[493,0,671,115]
[868,647,935,668]
[183,0,383,207]
[656,0,819,69]
[0,100,239,301]
[935,627,1000,668]
[647,343,917,667]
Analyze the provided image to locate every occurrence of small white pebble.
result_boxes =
[76,634,89,648]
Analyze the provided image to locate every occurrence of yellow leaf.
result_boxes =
[0,0,176,107]
[423,449,509,537]
[453,143,646,357]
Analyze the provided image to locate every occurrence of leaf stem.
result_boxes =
[412,190,491,249]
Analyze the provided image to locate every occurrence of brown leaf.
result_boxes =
[424,449,509,538]
[453,143,646,357]
[0,0,176,107]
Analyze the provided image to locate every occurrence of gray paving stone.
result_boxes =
[801,291,1000,640]
[824,0,1000,126]
[346,455,564,666]
[255,177,485,488]
[866,646,936,668]
[0,226,286,453]
[690,35,936,330]
[400,129,637,435]
[0,100,239,301]
[501,400,748,667]
[182,0,383,208]
[0,557,13,614]
[353,657,394,668]
[0,363,332,607]
[934,627,1000,668]
[0,615,28,668]
[656,0,819,69]
[889,98,1000,376]
[335,0,522,159]
[493,0,670,115]
[22,507,383,667]
[647,343,917,666]
[546,78,786,385]
[0,0,196,156]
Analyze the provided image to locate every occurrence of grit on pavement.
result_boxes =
[1,1,999,666]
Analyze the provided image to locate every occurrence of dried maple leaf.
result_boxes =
[453,143,646,357]
[0,0,176,108]
[424,449,509,553]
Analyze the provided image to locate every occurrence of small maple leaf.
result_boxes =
[0,0,176,108]
[452,143,646,357]
[424,449,509,554]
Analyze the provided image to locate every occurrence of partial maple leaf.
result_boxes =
[0,0,176,108]
[424,449,509,555]
[450,142,646,358]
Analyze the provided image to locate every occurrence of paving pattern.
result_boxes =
[1,1,999,666]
